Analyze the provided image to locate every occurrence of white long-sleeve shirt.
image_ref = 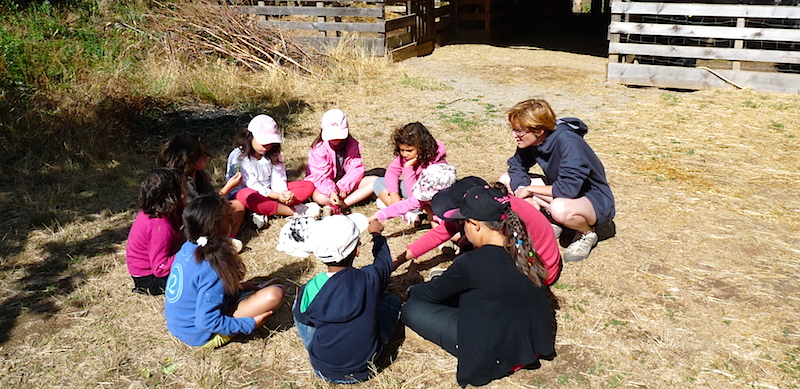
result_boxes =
[226,147,288,198]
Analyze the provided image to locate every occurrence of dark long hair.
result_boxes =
[485,183,547,287]
[182,195,246,295]
[157,133,207,175]
[392,122,438,168]
[232,126,282,165]
[138,168,186,219]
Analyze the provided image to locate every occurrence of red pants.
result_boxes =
[235,181,315,216]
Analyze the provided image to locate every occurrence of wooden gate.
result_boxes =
[608,1,800,94]
[236,0,454,60]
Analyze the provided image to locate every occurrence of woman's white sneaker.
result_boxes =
[563,231,598,262]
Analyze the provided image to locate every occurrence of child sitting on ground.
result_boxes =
[292,214,400,384]
[126,168,186,295]
[402,185,556,387]
[393,176,562,286]
[226,114,319,229]
[158,133,245,251]
[370,122,448,223]
[164,194,285,349]
[304,109,378,216]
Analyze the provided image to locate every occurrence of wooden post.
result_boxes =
[258,0,266,22]
[378,0,386,55]
[317,1,326,37]
[732,17,744,72]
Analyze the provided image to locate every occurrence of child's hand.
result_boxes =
[253,310,274,327]
[226,172,242,189]
[403,157,418,168]
[329,191,341,205]
[279,190,295,204]
[368,219,384,234]
[514,185,534,199]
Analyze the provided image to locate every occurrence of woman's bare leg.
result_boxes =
[549,197,596,233]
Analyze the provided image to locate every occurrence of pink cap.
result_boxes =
[248,115,282,145]
[321,109,349,141]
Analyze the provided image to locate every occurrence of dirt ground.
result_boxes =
[1,26,800,388]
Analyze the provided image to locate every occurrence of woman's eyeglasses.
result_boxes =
[511,128,529,137]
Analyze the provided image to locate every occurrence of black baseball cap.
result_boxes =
[431,176,488,220]
[442,186,511,222]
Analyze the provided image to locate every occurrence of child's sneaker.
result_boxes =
[252,213,268,230]
[230,238,244,253]
[426,267,446,281]
[563,231,598,262]
[294,202,321,218]
[376,198,387,209]
[403,210,422,224]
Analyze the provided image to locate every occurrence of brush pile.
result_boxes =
[149,0,321,74]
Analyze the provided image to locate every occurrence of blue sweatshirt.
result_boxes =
[292,235,393,382]
[164,242,256,347]
[507,117,615,226]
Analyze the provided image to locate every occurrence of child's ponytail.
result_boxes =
[486,182,547,286]
[501,209,547,287]
[183,195,246,295]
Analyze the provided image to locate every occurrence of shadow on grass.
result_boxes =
[0,224,131,345]
[0,98,317,347]
[235,257,317,344]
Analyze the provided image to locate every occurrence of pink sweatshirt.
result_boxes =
[375,141,447,222]
[304,138,366,196]
[126,210,181,278]
[407,195,562,286]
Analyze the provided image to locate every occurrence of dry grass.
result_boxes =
[2,40,800,389]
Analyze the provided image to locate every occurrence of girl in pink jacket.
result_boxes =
[125,168,186,295]
[369,122,447,223]
[304,109,377,215]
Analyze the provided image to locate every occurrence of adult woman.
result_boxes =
[500,99,615,262]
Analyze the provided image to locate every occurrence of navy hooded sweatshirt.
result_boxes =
[292,234,392,382]
[507,117,615,226]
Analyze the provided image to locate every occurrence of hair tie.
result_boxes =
[517,239,523,247]
[197,236,209,247]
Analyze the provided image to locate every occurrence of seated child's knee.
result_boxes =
[259,285,285,302]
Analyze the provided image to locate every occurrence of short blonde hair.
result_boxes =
[507,99,557,133]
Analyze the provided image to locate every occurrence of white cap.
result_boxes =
[320,109,349,141]
[248,115,282,144]
[411,163,458,201]
[312,213,368,263]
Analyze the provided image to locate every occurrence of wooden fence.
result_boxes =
[235,0,455,61]
[608,1,800,94]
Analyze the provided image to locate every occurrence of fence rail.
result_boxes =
[235,0,454,59]
[608,1,800,94]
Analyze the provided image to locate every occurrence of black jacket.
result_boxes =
[408,245,556,387]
